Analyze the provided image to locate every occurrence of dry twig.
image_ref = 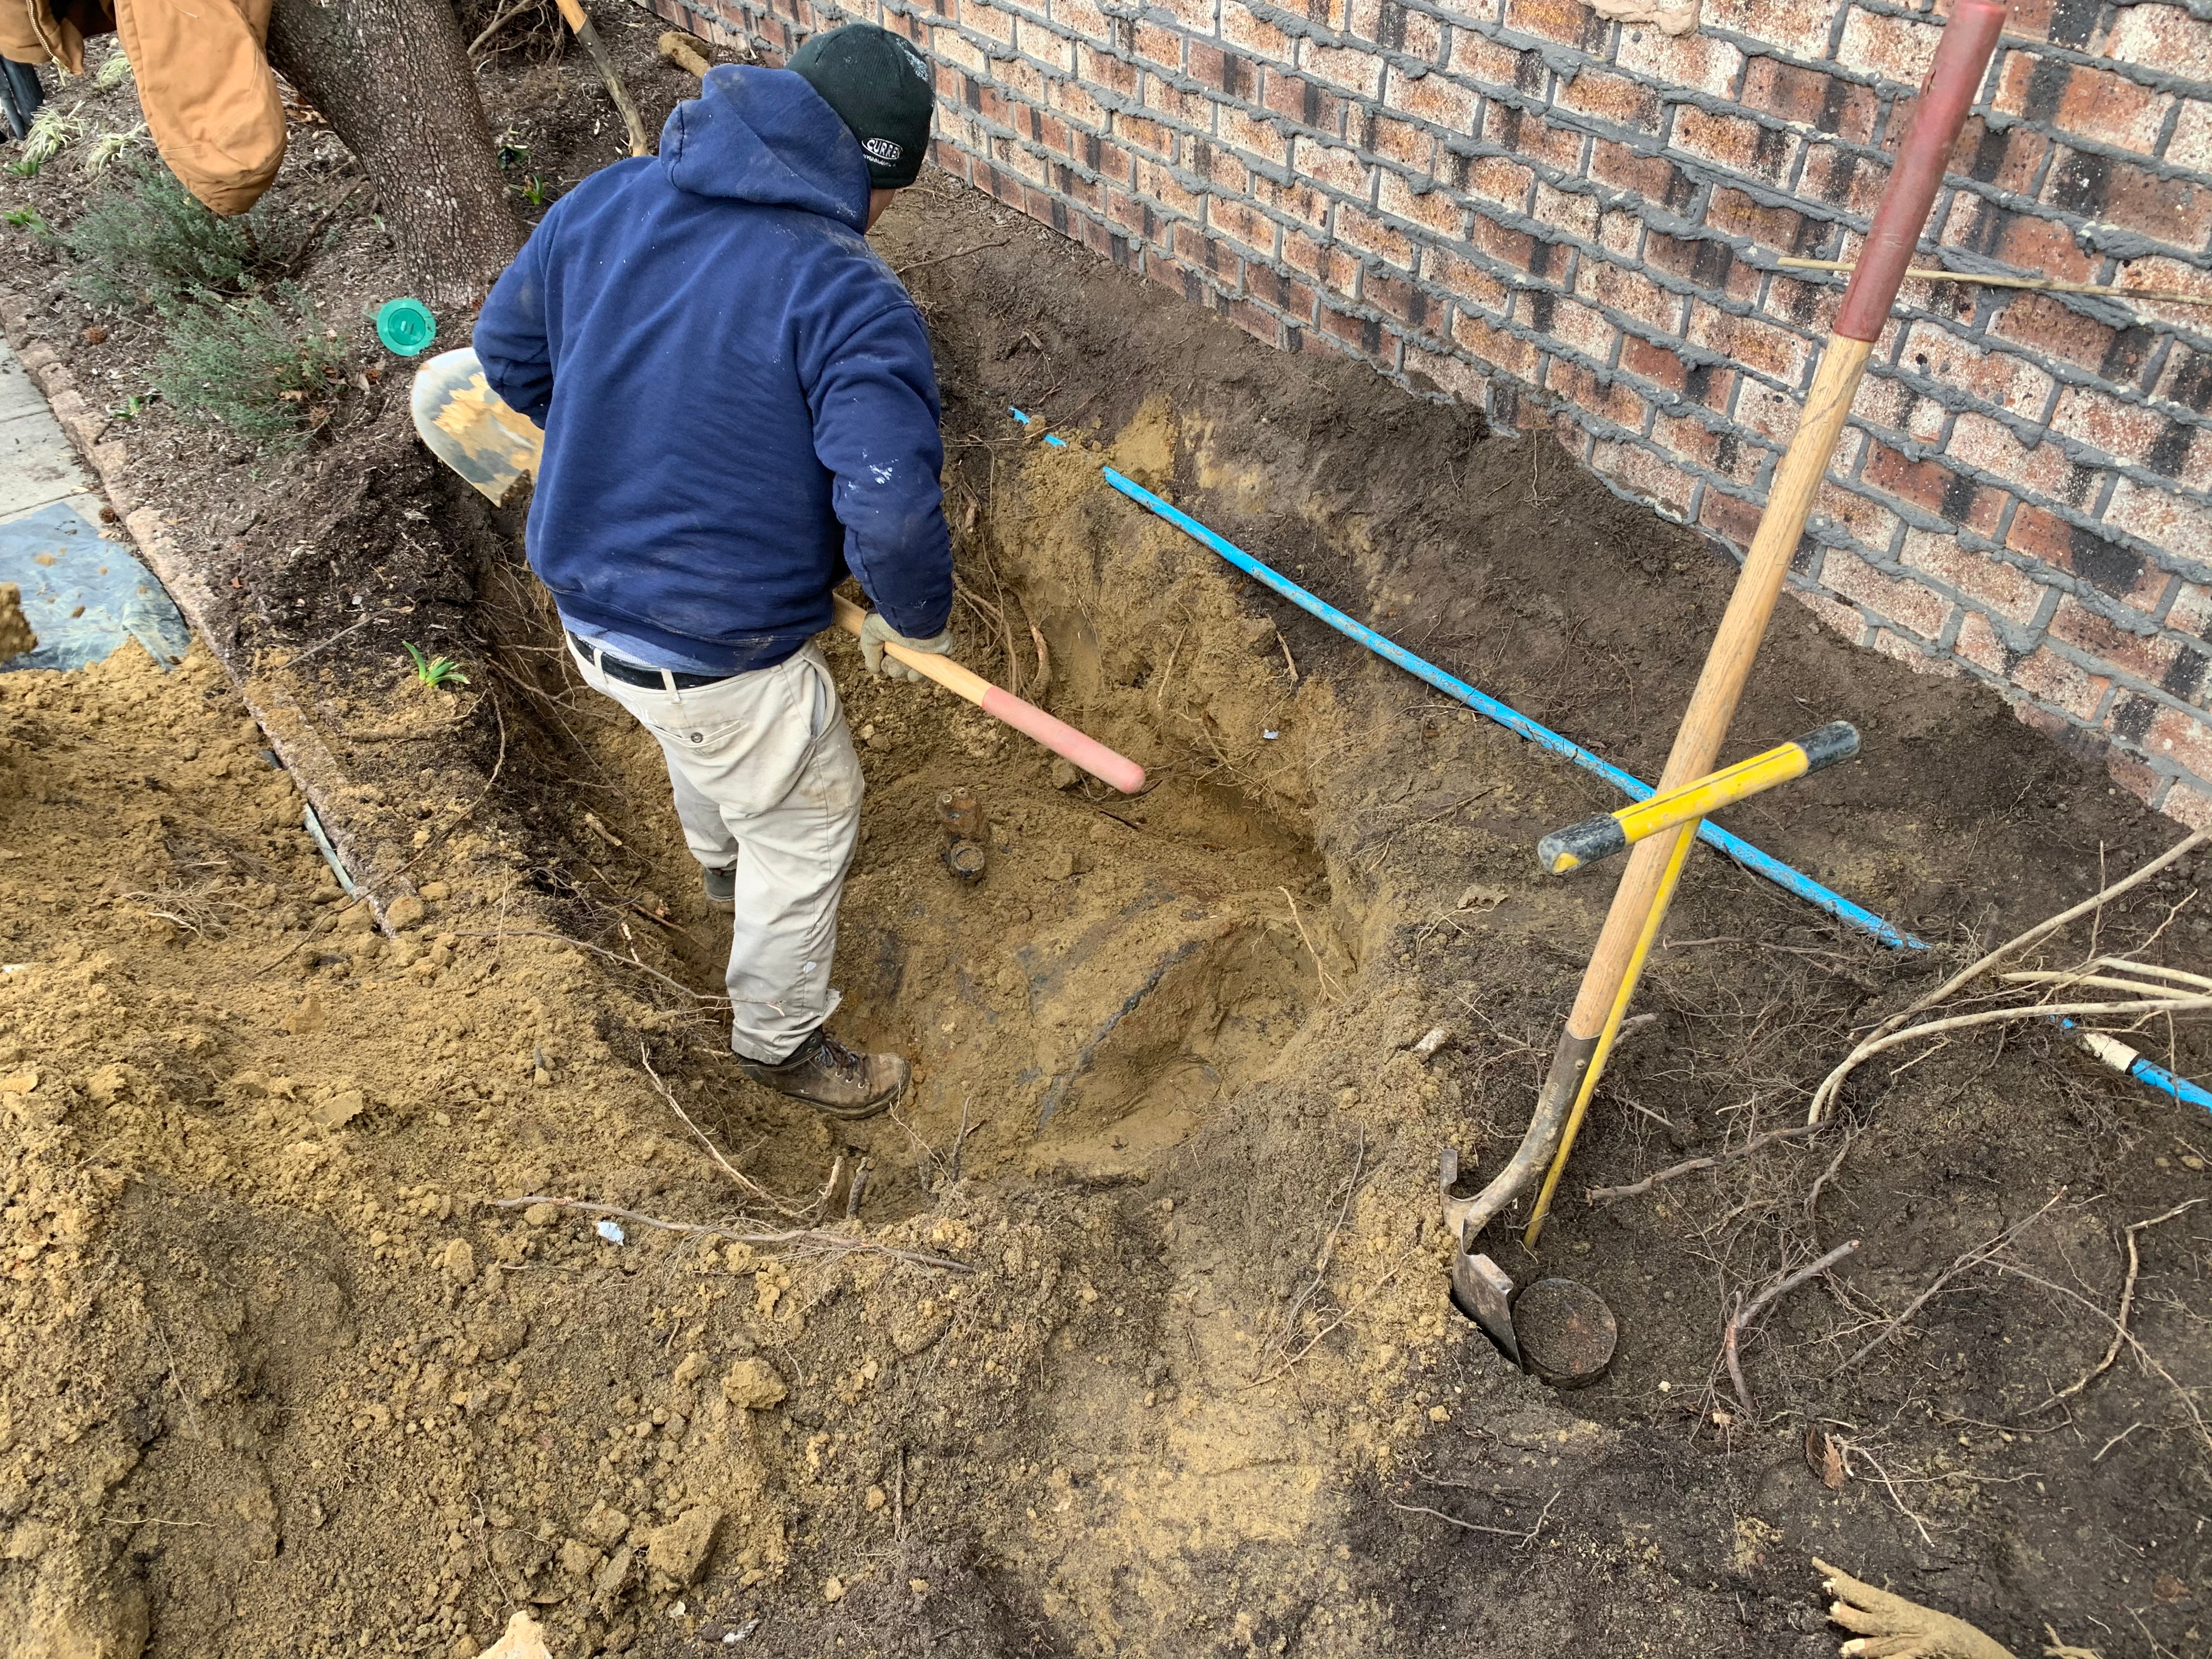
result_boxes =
[1723,1239,1860,1415]
[1386,1488,1559,1547]
[2042,1198,2204,1410]
[1586,1123,1819,1207]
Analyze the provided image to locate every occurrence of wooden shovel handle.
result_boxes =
[830,595,1146,794]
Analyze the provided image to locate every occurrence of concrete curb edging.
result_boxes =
[0,289,417,929]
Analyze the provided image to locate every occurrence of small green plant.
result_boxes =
[93,43,134,90]
[518,174,555,207]
[151,289,348,448]
[105,392,154,421]
[60,160,309,310]
[11,103,81,174]
[495,129,531,169]
[2,207,52,235]
[403,642,470,689]
[79,122,146,177]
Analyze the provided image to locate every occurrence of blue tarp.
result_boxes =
[0,499,191,673]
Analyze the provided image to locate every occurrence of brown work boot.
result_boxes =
[735,1028,908,1120]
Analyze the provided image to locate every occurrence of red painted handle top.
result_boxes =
[1834,0,2010,343]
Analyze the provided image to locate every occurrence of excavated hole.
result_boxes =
[476,428,1350,1212]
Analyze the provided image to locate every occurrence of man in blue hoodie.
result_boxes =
[473,25,949,1120]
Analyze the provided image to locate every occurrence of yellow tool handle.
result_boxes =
[1539,722,1858,876]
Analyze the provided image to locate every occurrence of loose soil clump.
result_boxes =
[3,19,2210,1659]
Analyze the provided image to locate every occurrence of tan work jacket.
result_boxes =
[1,0,286,215]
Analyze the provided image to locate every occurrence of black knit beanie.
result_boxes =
[788,24,935,190]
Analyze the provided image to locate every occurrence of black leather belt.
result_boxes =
[570,634,731,691]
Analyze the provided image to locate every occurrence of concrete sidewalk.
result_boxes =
[1,335,189,672]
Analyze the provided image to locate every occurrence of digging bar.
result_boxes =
[1444,0,2013,1338]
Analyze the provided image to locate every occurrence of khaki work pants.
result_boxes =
[571,640,865,1063]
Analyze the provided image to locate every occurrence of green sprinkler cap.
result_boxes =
[375,297,437,357]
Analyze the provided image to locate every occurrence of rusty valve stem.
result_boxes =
[938,787,987,882]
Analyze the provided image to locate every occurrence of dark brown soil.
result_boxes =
[2,20,2208,1659]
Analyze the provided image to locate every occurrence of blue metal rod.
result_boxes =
[1009,408,1922,950]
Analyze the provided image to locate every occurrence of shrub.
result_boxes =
[152,291,349,449]
[61,161,311,310]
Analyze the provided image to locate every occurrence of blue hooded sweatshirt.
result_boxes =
[472,66,951,675]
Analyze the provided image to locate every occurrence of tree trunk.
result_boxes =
[267,0,521,310]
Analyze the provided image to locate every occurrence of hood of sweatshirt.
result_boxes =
[658,64,872,231]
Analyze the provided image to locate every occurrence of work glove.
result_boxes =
[859,612,953,683]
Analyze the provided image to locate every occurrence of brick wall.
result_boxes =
[643,0,2212,822]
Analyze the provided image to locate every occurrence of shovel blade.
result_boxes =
[1451,1246,1520,1365]
[409,348,545,505]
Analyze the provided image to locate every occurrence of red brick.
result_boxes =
[1217,105,1289,168]
[1221,0,1291,63]
[1903,325,2056,421]
[2171,100,2212,173]
[1359,110,1439,174]
[1987,293,2138,380]
[1945,412,2082,502]
[1615,27,1740,98]
[1555,68,1665,136]
[1220,290,1285,347]
[1576,256,1680,335]
[1953,607,2012,675]
[1445,31,1525,89]
[2097,162,2212,252]
[1247,262,1318,323]
[2160,780,2212,831]
[1705,188,1813,262]
[1738,57,1878,144]
[1836,7,1940,85]
[1688,304,1814,386]
[2046,386,2170,467]
[1900,530,2047,624]
[1814,479,1903,556]
[1252,173,1329,230]
[1293,136,1370,197]
[1148,80,1214,129]
[2104,476,2212,565]
[1316,301,1390,361]
[1130,21,1182,70]
[1953,118,2046,195]
[1461,153,1536,215]
[1384,65,1477,129]
[1299,39,1386,99]
[1262,70,1346,136]
[1654,408,1763,487]
[1185,42,1257,99]
[2010,505,2167,610]
[1427,244,1509,314]
[1590,438,1695,515]
[1336,203,1415,268]
[1051,0,1110,42]
[1703,484,1765,547]
[1112,110,1176,160]
[1860,441,1977,523]
[1283,229,1358,295]
[1014,17,1073,71]
[1620,335,1730,409]
[1377,172,1464,238]
[2047,595,2184,686]
[961,0,1018,44]
[2100,2,2212,76]
[1798,144,1888,217]
[1547,357,1645,429]
[2013,645,2112,720]
[1208,194,1279,259]
[1589,138,1681,202]
[1453,309,1540,377]
[1403,344,1491,404]
[1362,266,1439,335]
[1133,157,1201,219]
[1675,105,1796,182]
[1154,0,1214,35]
[1500,0,1607,50]
[1473,215,1537,272]
[2145,704,2212,780]
[1077,43,1138,95]
[1820,549,1945,639]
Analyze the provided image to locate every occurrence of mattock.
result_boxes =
[1443,0,2012,1369]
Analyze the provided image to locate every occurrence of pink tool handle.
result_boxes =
[980,685,1147,794]
[1834,0,2008,343]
